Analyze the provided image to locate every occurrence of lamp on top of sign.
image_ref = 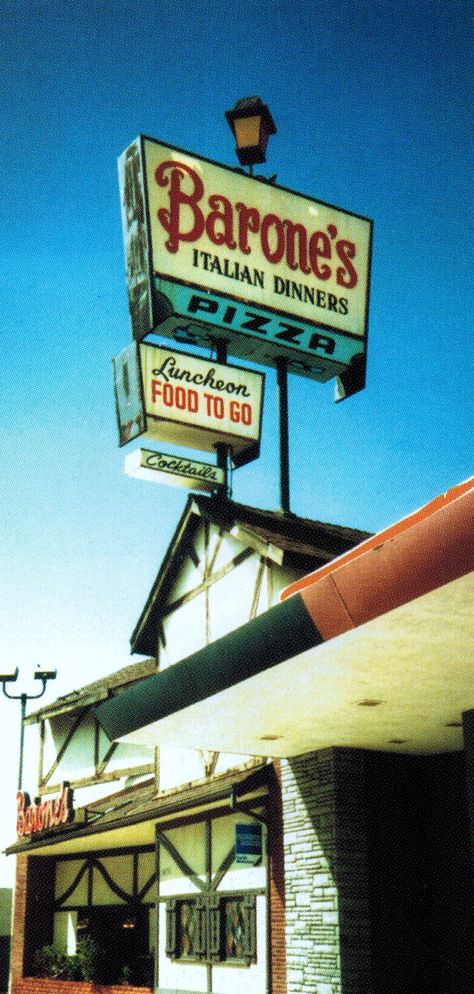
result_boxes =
[113,341,265,468]
[118,134,372,398]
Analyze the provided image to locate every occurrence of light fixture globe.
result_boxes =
[225,96,277,167]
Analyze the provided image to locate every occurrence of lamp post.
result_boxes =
[1,667,57,790]
[225,97,290,512]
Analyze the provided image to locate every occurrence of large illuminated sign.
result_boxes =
[119,135,372,395]
[113,342,264,467]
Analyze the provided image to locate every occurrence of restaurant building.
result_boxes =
[6,480,474,994]
[7,496,367,994]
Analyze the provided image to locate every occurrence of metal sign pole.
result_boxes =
[214,340,230,497]
[276,359,290,513]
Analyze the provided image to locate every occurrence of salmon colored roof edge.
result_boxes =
[280,476,474,601]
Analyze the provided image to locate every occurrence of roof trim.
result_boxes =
[4,761,270,856]
[97,596,319,741]
[25,658,157,725]
[130,496,201,655]
[281,476,473,600]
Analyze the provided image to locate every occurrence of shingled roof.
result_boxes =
[24,657,157,725]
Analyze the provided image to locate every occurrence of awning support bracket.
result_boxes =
[229,788,268,826]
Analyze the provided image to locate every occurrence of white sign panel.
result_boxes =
[113,342,264,468]
[118,135,372,396]
[125,448,225,492]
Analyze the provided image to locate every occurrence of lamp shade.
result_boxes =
[225,96,276,166]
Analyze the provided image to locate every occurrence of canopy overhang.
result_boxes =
[96,480,474,758]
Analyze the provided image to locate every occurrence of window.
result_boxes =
[222,895,256,961]
[177,897,205,959]
[77,906,153,985]
[165,893,257,966]
[50,850,156,987]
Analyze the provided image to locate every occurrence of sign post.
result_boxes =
[276,359,290,513]
[214,338,230,496]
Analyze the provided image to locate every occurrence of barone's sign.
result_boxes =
[113,342,264,468]
[119,135,372,398]
[16,782,74,837]
[125,447,225,493]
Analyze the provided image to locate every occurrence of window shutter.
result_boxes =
[243,893,257,962]
[196,894,207,959]
[208,893,221,960]
[165,898,177,957]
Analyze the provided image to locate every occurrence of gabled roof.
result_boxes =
[131,493,371,656]
[25,657,157,726]
[25,499,369,725]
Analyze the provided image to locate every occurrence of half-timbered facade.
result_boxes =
[8,495,369,994]
[24,659,158,801]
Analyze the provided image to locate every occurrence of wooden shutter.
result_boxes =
[165,898,177,957]
[243,893,257,963]
[196,894,207,959]
[207,893,221,960]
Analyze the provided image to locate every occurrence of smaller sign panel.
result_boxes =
[235,822,263,865]
[125,447,225,492]
[113,342,264,468]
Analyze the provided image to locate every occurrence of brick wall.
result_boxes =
[333,750,372,994]
[11,854,59,987]
[364,750,474,994]
[12,981,151,994]
[0,887,11,994]
[282,746,474,994]
[463,708,474,874]
[281,748,373,994]
[11,857,28,986]
[23,857,55,974]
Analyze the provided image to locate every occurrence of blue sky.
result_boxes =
[0,0,472,875]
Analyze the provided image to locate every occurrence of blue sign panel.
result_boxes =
[235,822,263,865]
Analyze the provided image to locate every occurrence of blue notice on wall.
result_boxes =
[235,823,263,865]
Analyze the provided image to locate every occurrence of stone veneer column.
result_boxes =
[281,748,372,994]
[268,761,288,994]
